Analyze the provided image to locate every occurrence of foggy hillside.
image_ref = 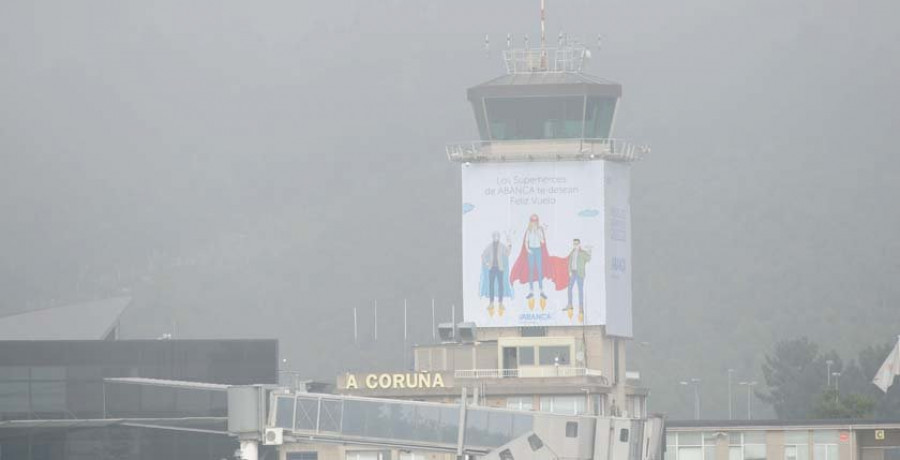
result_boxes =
[1,0,898,419]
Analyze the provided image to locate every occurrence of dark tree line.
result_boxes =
[757,337,899,419]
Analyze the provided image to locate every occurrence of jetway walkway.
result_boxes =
[266,391,664,460]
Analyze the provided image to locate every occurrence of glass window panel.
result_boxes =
[827,445,838,460]
[729,446,744,460]
[294,397,318,431]
[886,449,900,460]
[704,446,717,460]
[391,403,417,440]
[439,406,460,445]
[667,433,677,448]
[0,366,29,380]
[0,381,29,413]
[785,431,808,445]
[319,399,343,433]
[30,366,66,380]
[174,388,212,416]
[66,379,103,417]
[813,431,839,444]
[31,380,66,412]
[506,396,534,410]
[584,97,617,138]
[680,447,703,460]
[518,347,535,365]
[785,446,798,460]
[744,444,766,460]
[465,409,491,447]
[538,346,571,365]
[814,445,826,460]
[744,432,765,444]
[275,396,295,429]
[729,433,742,445]
[486,96,586,140]
[796,447,810,460]
[679,432,702,446]
[487,412,514,443]
[210,391,227,416]
[511,413,533,439]
[139,386,176,416]
[411,404,441,444]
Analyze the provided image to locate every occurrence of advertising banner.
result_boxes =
[461,161,632,336]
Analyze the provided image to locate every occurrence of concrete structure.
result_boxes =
[667,420,900,460]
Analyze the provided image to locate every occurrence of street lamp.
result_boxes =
[680,378,701,420]
[727,369,735,420]
[739,381,757,420]
[826,360,834,387]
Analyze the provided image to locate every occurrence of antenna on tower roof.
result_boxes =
[540,0,546,49]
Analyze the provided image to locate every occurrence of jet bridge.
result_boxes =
[230,388,664,460]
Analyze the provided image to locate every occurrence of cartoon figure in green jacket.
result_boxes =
[565,238,592,322]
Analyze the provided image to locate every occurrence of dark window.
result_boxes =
[566,422,579,438]
[528,434,544,451]
[584,97,617,138]
[620,428,630,442]
[288,453,319,460]
[518,347,535,366]
[486,96,586,140]
[499,449,514,460]
[538,346,570,365]
[520,327,547,337]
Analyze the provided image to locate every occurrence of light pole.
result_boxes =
[739,381,757,420]
[727,369,735,420]
[680,378,701,420]
[826,360,834,387]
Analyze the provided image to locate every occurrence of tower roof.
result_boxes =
[468,72,622,101]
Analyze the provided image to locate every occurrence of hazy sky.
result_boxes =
[1,0,899,419]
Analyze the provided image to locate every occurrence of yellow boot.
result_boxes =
[578,308,584,323]
[498,303,505,317]
[566,307,574,319]
[527,294,535,310]
[539,293,547,311]
[487,303,495,317]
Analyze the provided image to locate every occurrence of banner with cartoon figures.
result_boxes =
[461,160,632,336]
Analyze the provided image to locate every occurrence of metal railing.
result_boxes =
[503,46,588,73]
[446,138,650,163]
[454,367,605,380]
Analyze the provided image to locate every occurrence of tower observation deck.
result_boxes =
[446,44,649,164]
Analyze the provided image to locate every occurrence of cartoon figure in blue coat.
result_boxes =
[480,231,513,317]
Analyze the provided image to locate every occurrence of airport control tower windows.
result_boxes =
[486,96,585,140]
[584,97,617,139]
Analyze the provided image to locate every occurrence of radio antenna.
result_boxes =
[540,0,546,49]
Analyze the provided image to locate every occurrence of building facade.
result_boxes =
[667,420,900,460]
[0,339,278,459]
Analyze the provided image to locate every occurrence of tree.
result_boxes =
[758,337,827,419]
[811,388,875,419]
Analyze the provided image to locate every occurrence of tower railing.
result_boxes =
[503,46,588,73]
[446,138,650,163]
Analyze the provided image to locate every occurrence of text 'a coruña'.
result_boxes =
[345,372,446,390]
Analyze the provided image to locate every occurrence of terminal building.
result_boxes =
[666,419,900,460]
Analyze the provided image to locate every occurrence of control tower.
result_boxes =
[446,38,649,407]
[335,31,651,432]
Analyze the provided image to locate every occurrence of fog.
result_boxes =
[1,0,899,419]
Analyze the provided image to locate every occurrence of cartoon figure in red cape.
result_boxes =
[509,214,570,310]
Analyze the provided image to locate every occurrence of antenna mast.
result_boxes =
[540,0,546,49]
